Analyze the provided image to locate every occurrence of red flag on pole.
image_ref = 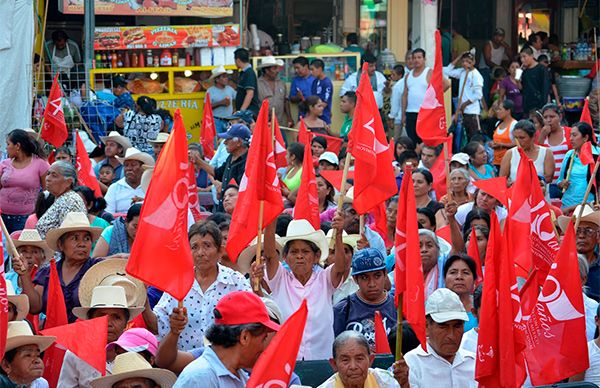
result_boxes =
[394,168,427,350]
[273,116,287,169]
[472,176,509,208]
[41,316,108,376]
[226,100,284,262]
[320,134,343,156]
[126,110,194,301]
[374,310,392,354]
[200,93,216,159]
[348,63,397,214]
[293,142,320,229]
[466,226,483,286]
[42,259,69,387]
[75,132,102,197]
[369,201,389,246]
[524,221,589,385]
[580,98,597,143]
[318,170,355,192]
[0,238,7,359]
[430,139,452,199]
[246,300,308,388]
[187,163,202,222]
[416,30,448,147]
[41,74,69,148]
[297,117,311,145]
[580,141,595,166]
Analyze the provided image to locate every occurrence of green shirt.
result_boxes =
[340,114,353,138]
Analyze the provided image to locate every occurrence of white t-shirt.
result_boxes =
[455,202,507,228]
[585,340,600,385]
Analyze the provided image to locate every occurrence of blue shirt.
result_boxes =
[557,148,598,208]
[175,346,249,388]
[311,77,333,124]
[290,74,315,116]
[113,92,135,110]
[587,257,600,301]
[94,158,124,183]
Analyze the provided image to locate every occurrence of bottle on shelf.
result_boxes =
[95,53,102,68]
[334,64,340,81]
[172,50,179,67]
[160,49,172,66]
[131,51,138,67]
[139,51,145,68]
[146,50,154,67]
[101,52,108,68]
[185,52,192,67]
[153,55,160,67]
[122,51,129,68]
[111,51,118,68]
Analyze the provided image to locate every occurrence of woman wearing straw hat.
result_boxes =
[16,212,103,323]
[207,65,236,134]
[5,229,53,294]
[0,321,56,387]
[105,148,154,215]
[90,352,176,388]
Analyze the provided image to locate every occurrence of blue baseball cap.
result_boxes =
[224,110,255,125]
[217,123,252,141]
[351,248,386,276]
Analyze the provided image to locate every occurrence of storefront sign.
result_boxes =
[59,0,233,17]
[157,99,203,143]
[94,25,239,51]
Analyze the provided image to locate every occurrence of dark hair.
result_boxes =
[89,145,105,159]
[51,30,68,42]
[520,46,534,56]
[205,212,231,225]
[99,164,115,173]
[292,56,309,67]
[223,184,239,195]
[205,323,265,348]
[443,254,478,280]
[126,203,142,223]
[501,99,515,112]
[417,207,436,229]
[527,33,540,46]
[412,168,433,184]
[332,331,370,359]
[287,142,305,164]
[112,75,127,88]
[398,149,419,167]
[514,119,537,138]
[393,64,405,77]
[34,191,55,219]
[276,213,293,237]
[361,53,377,65]
[463,208,491,233]
[387,322,421,357]
[218,221,230,232]
[55,146,72,159]
[463,141,483,158]
[316,174,335,204]
[233,48,250,63]
[537,54,549,63]
[529,109,544,127]
[473,284,483,311]
[412,48,426,57]
[155,108,173,123]
[463,224,490,246]
[301,95,322,113]
[136,96,156,116]
[541,103,561,116]
[282,239,320,256]
[88,308,129,322]
[572,121,597,146]
[397,136,416,151]
[188,220,222,247]
[342,91,357,105]
[7,129,42,157]
[310,59,325,70]
[311,136,327,149]
[73,186,107,213]
[346,33,358,45]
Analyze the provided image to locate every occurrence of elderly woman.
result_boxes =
[264,214,351,360]
[35,161,86,239]
[92,203,141,258]
[0,321,56,387]
[16,212,103,323]
[318,331,399,387]
[151,221,250,351]
[443,254,478,331]
[6,229,53,293]
[440,169,472,206]
[419,229,450,299]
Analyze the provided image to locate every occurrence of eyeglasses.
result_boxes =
[576,227,599,237]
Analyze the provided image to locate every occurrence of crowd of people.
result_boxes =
[0,29,599,388]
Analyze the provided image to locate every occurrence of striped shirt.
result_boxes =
[543,128,571,182]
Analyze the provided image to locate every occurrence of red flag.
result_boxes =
[394,169,427,350]
[435,224,451,243]
[0,237,7,359]
[472,176,509,208]
[416,30,447,147]
[41,74,68,148]
[126,110,194,301]
[75,132,102,197]
[187,164,202,222]
[41,316,108,376]
[524,222,589,385]
[476,213,527,387]
[246,300,308,388]
[369,201,389,245]
[42,259,69,387]
[320,134,343,156]
[348,63,397,214]
[273,116,287,169]
[297,117,311,145]
[374,310,392,355]
[466,226,483,286]
[580,98,597,143]
[430,138,452,199]
[318,170,355,192]
[519,268,540,321]
[200,93,216,159]
[580,141,595,166]
[294,142,320,229]
[226,101,284,262]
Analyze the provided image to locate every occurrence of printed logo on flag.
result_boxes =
[538,267,584,322]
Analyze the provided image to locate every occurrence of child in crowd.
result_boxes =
[99,164,116,188]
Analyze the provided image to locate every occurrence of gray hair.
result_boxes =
[419,228,440,250]
[450,168,470,181]
[52,161,78,188]
[332,330,370,359]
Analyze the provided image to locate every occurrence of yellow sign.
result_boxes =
[157,98,203,144]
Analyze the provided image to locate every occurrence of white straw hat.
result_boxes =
[257,56,285,69]
[45,212,103,252]
[279,219,329,261]
[5,321,56,353]
[237,235,282,275]
[148,132,169,145]
[557,204,600,233]
[72,286,145,321]
[208,65,233,81]
[6,280,29,321]
[100,131,132,151]
[116,147,155,167]
[12,229,54,260]
[90,352,177,388]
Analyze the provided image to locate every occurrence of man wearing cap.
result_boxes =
[258,56,293,127]
[207,65,237,134]
[234,48,260,116]
[333,248,397,351]
[112,76,135,111]
[94,131,131,184]
[174,291,279,387]
[318,152,339,171]
[404,288,476,388]
[104,147,155,215]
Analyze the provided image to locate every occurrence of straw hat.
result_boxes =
[325,229,360,252]
[208,65,233,81]
[100,131,132,150]
[257,56,285,69]
[6,280,29,321]
[279,219,329,261]
[557,204,600,233]
[116,147,155,167]
[148,132,169,145]
[90,352,177,388]
[5,321,56,353]
[45,212,103,251]
[78,259,147,311]
[140,166,154,193]
[237,235,282,275]
[72,286,145,321]
[12,229,54,260]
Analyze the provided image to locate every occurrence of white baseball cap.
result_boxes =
[450,153,469,166]
[318,151,339,166]
[425,288,469,323]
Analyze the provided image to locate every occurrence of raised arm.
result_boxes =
[330,212,351,288]
[264,218,280,280]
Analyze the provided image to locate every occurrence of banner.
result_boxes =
[60,0,233,17]
[94,24,239,51]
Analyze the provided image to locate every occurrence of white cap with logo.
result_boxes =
[425,288,469,323]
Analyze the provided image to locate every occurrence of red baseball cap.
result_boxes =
[214,291,280,332]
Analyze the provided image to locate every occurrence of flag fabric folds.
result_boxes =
[374,310,392,355]
[294,142,320,229]
[200,94,216,159]
[75,132,102,197]
[41,74,69,148]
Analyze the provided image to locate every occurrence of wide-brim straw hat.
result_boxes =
[147,132,169,145]
[100,131,132,151]
[5,321,56,353]
[237,235,282,275]
[257,55,285,69]
[208,65,233,81]
[90,352,177,388]
[557,204,600,233]
[12,229,54,260]
[140,166,154,193]
[45,212,103,251]
[325,229,360,252]
[6,280,29,321]
[279,219,329,261]
[116,147,155,167]
[73,285,145,321]
[78,259,147,312]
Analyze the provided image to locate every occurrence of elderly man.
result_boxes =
[174,291,279,387]
[318,331,399,387]
[104,148,154,215]
[257,56,293,127]
[404,288,476,388]
[95,131,131,184]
